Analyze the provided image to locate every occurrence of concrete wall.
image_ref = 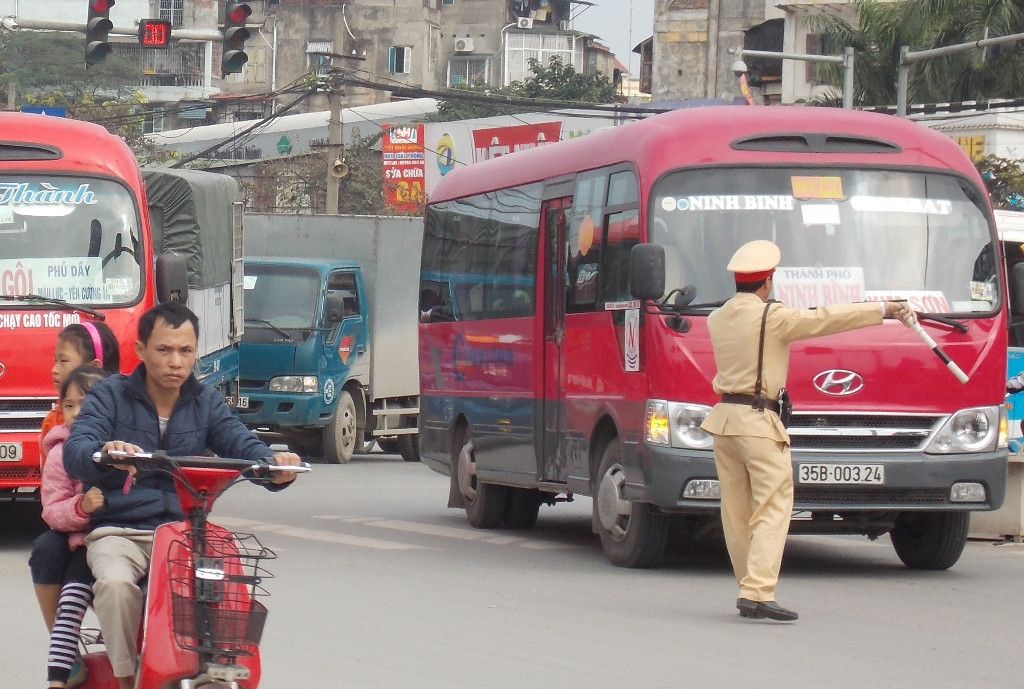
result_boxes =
[653,0,765,102]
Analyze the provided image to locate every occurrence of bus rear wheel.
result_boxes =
[595,439,668,568]
[890,510,969,570]
[456,437,508,529]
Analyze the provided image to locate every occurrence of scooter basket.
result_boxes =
[168,530,275,655]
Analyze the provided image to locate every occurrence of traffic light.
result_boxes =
[221,3,252,76]
[85,0,115,66]
[138,19,172,48]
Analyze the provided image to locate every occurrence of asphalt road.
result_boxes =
[3,452,1023,689]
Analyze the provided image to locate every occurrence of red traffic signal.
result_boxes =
[226,3,252,24]
[138,19,171,48]
[86,0,115,66]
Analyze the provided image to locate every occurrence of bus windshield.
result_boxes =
[650,168,995,314]
[0,176,143,306]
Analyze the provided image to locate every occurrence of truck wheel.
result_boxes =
[504,488,543,530]
[377,438,400,454]
[456,437,508,528]
[397,434,420,462]
[890,511,969,570]
[323,391,358,464]
[594,439,668,568]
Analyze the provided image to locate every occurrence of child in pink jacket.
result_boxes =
[41,365,108,689]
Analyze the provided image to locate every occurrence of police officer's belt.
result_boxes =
[720,393,780,413]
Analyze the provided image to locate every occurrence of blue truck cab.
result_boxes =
[237,258,369,462]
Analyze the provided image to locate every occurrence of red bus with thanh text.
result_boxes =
[418,106,1010,570]
[0,113,207,503]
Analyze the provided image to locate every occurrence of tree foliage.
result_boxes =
[808,0,1024,107]
[0,29,140,100]
[429,56,617,122]
[976,154,1024,209]
[0,29,170,163]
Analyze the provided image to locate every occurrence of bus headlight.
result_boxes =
[269,375,318,393]
[925,406,1003,453]
[645,400,713,450]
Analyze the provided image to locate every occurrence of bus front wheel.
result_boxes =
[890,510,969,570]
[594,440,668,568]
[456,437,508,529]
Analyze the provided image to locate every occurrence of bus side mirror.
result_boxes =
[324,293,346,323]
[629,244,666,300]
[1012,263,1024,319]
[155,252,188,305]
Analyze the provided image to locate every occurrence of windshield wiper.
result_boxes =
[244,317,293,340]
[916,312,969,333]
[0,294,104,319]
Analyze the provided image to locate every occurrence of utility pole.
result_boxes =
[326,87,342,215]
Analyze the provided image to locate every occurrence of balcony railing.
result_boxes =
[117,43,207,90]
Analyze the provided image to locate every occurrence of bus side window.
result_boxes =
[567,171,607,313]
[601,210,640,303]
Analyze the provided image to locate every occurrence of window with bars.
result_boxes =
[447,57,490,87]
[389,46,412,74]
[503,33,578,85]
[158,0,184,27]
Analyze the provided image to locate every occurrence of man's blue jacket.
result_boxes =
[64,364,278,530]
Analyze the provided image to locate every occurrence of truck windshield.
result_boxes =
[0,176,143,306]
[243,264,319,328]
[650,168,995,314]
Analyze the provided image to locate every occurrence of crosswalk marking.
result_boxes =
[216,514,583,552]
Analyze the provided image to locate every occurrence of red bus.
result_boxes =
[0,113,195,502]
[418,106,1011,570]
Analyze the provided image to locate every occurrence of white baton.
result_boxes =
[910,321,969,384]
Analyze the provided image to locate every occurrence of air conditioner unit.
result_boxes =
[558,19,570,31]
[517,17,534,30]
[454,38,474,52]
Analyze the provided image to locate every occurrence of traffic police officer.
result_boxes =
[700,240,914,621]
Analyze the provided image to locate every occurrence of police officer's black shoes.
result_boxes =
[736,598,799,622]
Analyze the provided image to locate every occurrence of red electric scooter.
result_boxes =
[76,450,308,689]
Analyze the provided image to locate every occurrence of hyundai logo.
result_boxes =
[813,369,864,396]
[0,360,5,379]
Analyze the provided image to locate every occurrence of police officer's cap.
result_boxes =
[727,240,780,282]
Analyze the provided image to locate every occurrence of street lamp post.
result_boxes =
[739,47,855,109]
[896,31,1024,116]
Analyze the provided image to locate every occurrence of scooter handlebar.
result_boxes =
[93,449,311,473]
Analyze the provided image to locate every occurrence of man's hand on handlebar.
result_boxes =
[267,451,302,485]
[101,441,145,474]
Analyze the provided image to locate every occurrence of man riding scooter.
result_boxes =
[64,302,301,689]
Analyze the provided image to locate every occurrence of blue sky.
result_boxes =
[573,0,655,75]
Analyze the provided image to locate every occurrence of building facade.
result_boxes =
[650,0,855,105]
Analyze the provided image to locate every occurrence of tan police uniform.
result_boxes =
[700,240,884,605]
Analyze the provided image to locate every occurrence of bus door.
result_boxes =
[540,195,572,482]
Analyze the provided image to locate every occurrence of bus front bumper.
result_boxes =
[643,446,1007,513]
